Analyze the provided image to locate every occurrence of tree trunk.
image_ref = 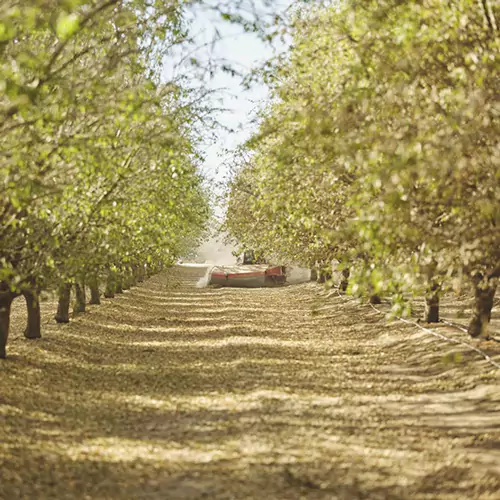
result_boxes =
[424,283,440,323]
[310,269,318,282]
[115,275,124,294]
[23,290,42,339]
[89,275,100,305]
[121,271,130,291]
[55,283,71,323]
[317,269,332,284]
[73,282,86,314]
[0,292,14,359]
[468,275,497,338]
[104,272,115,299]
[340,268,350,292]
[126,268,137,288]
[136,265,145,283]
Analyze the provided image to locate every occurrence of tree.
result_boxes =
[0,0,210,357]
[225,0,499,335]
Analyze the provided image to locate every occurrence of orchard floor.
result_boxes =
[1,265,500,500]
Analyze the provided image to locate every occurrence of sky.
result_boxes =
[162,1,293,256]
[164,0,294,264]
[179,1,293,187]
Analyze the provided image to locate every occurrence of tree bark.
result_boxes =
[55,283,71,323]
[317,270,332,284]
[23,290,42,339]
[73,282,86,314]
[126,268,137,288]
[115,274,124,294]
[135,265,145,283]
[422,260,441,323]
[423,281,441,323]
[468,275,497,338]
[424,283,440,323]
[340,268,350,292]
[104,272,115,298]
[0,292,14,359]
[89,275,100,305]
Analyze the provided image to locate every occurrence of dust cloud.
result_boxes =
[195,238,238,266]
[183,238,311,287]
[180,238,237,288]
[286,267,312,284]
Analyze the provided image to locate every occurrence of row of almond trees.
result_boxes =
[225,0,499,338]
[0,0,212,358]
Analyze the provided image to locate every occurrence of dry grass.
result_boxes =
[1,265,500,499]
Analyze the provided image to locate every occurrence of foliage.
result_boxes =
[225,0,499,332]
[0,0,210,294]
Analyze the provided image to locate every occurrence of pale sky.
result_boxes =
[164,1,293,254]
[179,1,293,186]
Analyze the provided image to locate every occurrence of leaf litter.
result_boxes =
[1,265,500,499]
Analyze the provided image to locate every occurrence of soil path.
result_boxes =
[1,266,500,499]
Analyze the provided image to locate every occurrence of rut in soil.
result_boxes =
[1,265,500,499]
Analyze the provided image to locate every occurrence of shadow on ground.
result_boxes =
[1,266,500,499]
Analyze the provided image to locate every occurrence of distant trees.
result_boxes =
[225,0,499,337]
[0,1,210,357]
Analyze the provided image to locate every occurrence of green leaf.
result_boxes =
[56,12,80,40]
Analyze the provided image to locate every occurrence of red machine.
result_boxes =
[208,264,287,288]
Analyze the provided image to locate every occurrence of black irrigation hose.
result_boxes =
[309,286,500,369]
[439,317,469,334]
[439,317,500,343]
[366,303,500,370]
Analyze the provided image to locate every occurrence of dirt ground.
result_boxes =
[1,265,500,499]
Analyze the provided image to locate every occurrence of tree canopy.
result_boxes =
[0,0,222,356]
[225,0,499,336]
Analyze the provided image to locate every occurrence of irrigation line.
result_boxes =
[439,318,468,334]
[367,303,500,370]
[313,287,499,369]
[440,317,500,343]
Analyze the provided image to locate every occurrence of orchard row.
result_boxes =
[0,1,212,357]
[226,0,499,337]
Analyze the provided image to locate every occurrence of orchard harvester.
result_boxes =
[207,264,287,288]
